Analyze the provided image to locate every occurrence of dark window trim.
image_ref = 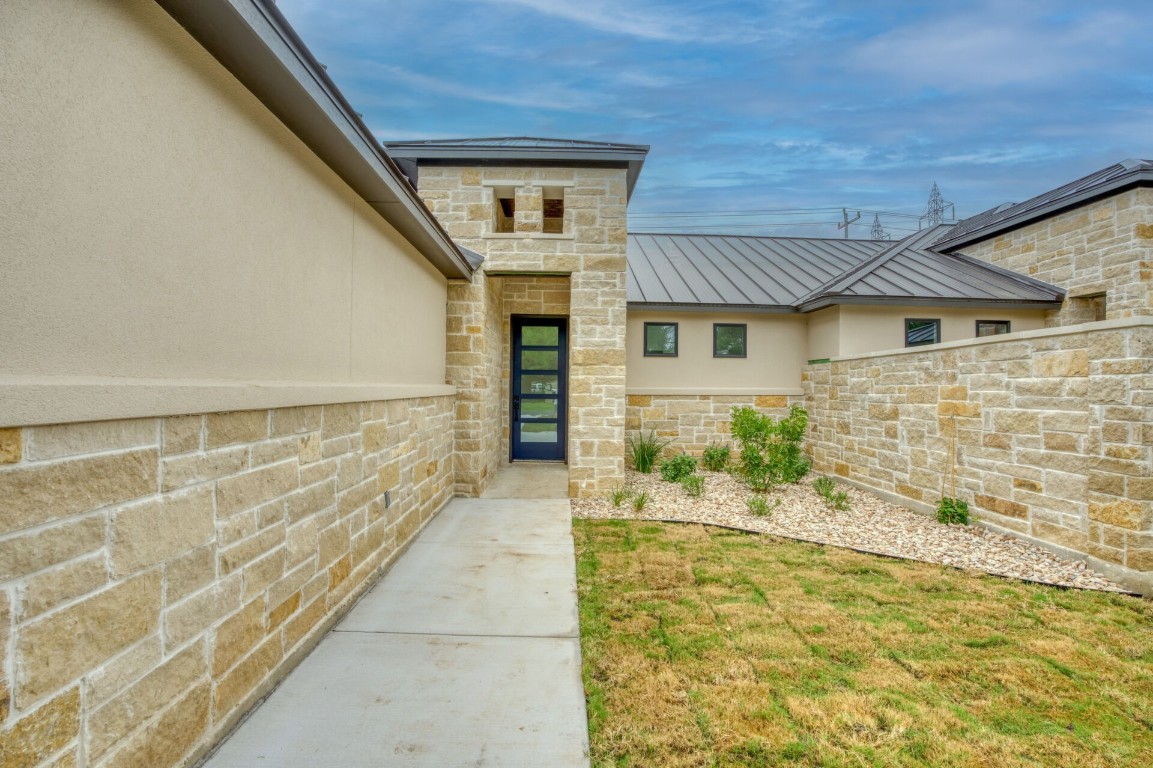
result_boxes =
[643,322,678,357]
[713,323,747,358]
[975,320,1011,337]
[905,318,941,348]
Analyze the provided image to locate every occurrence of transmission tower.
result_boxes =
[919,182,955,229]
[870,214,888,240]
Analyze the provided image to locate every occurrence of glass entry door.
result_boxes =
[511,317,567,461]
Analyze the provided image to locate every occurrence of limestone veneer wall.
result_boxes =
[0,398,453,767]
[421,166,628,497]
[803,320,1153,593]
[959,188,1153,326]
[625,395,803,457]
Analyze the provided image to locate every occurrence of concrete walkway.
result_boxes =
[202,496,588,767]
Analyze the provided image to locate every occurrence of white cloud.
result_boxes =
[373,64,599,111]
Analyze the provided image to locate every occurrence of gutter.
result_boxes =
[154,0,475,280]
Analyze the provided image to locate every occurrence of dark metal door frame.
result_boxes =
[510,316,567,462]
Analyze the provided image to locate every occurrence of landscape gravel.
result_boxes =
[572,470,1131,593]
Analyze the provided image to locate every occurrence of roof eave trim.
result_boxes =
[154,0,474,279]
[627,302,798,315]
[797,296,1065,313]
[935,171,1153,252]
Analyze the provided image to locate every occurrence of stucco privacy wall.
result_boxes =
[0,398,454,768]
[419,165,629,497]
[959,188,1153,327]
[0,0,449,427]
[803,320,1153,593]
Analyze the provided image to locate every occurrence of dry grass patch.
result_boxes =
[576,520,1153,767]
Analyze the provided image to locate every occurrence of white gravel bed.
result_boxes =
[572,470,1131,593]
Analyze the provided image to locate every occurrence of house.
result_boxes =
[2,0,1151,766]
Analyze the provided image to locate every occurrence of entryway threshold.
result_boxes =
[482,461,569,499]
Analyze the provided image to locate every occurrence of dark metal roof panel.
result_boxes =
[627,234,887,307]
[933,159,1153,251]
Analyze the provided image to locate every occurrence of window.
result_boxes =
[643,322,678,357]
[905,319,940,347]
[713,323,747,357]
[976,320,1010,337]
[542,186,565,234]
[493,186,515,233]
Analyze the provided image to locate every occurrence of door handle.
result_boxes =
[513,396,521,420]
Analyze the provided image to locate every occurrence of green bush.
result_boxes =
[627,429,671,474]
[812,476,851,511]
[681,474,705,498]
[702,442,731,472]
[812,476,836,497]
[730,405,811,490]
[828,490,850,511]
[607,483,633,508]
[660,453,698,483]
[746,496,779,516]
[937,497,970,525]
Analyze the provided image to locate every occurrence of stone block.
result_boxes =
[1,449,158,535]
[285,480,336,523]
[867,404,899,420]
[25,419,158,461]
[16,555,107,622]
[84,637,162,710]
[1,686,80,768]
[755,395,789,408]
[161,416,202,455]
[1042,432,1078,452]
[16,572,161,706]
[216,461,299,518]
[0,427,23,463]
[110,486,215,577]
[626,395,651,407]
[1089,500,1152,530]
[1013,477,1043,493]
[975,494,1028,519]
[220,525,285,575]
[938,401,980,417]
[0,515,104,582]
[212,599,266,677]
[165,577,241,649]
[321,403,362,440]
[994,410,1040,435]
[378,461,401,491]
[206,411,268,450]
[270,406,323,437]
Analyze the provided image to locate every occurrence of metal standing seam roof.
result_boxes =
[627,228,1065,313]
[932,159,1153,252]
[627,234,888,310]
[796,224,1065,311]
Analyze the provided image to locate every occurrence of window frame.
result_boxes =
[975,320,1011,337]
[712,323,748,358]
[905,318,941,348]
[642,322,679,357]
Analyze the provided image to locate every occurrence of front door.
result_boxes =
[511,317,567,461]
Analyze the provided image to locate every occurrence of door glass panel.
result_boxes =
[519,422,559,444]
[521,326,559,346]
[520,374,559,394]
[520,398,558,420]
[521,350,558,370]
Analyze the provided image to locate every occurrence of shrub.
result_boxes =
[812,476,836,498]
[633,491,650,512]
[627,429,671,474]
[730,405,811,490]
[660,453,698,483]
[681,474,705,498]
[828,490,850,511]
[608,483,633,508]
[937,497,970,525]
[702,442,731,472]
[812,476,851,511]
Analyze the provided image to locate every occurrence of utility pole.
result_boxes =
[837,207,861,239]
[870,214,888,240]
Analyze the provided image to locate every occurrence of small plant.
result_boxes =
[608,483,634,508]
[813,475,850,511]
[937,497,970,525]
[633,490,650,512]
[627,429,671,474]
[812,476,836,497]
[746,496,779,516]
[702,442,731,472]
[660,453,698,483]
[681,474,705,498]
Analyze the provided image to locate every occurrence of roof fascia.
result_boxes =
[154,0,474,279]
[797,295,1064,313]
[935,171,1153,252]
[627,302,798,315]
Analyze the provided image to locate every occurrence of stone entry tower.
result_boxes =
[386,138,648,498]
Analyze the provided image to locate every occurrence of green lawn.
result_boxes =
[575,519,1153,767]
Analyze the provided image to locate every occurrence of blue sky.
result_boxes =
[276,0,1152,239]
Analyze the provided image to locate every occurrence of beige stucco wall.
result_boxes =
[627,312,807,394]
[806,307,842,361]
[0,0,449,427]
[831,305,1048,357]
[959,188,1153,325]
